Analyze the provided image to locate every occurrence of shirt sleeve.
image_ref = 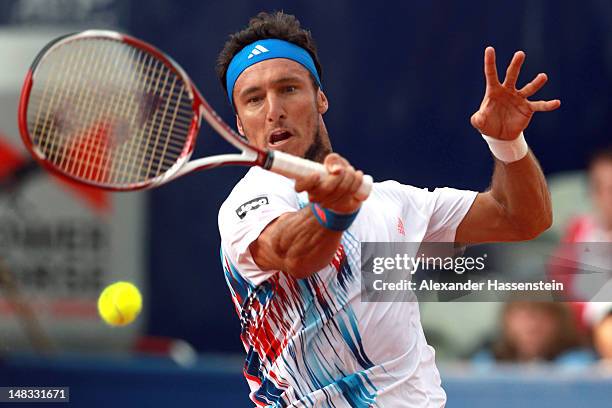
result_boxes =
[218,169,299,286]
[373,180,478,242]
[422,187,478,242]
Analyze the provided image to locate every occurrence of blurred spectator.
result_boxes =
[549,146,612,330]
[474,301,595,366]
[584,302,612,361]
[563,145,612,243]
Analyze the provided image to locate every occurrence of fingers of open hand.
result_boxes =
[528,99,561,112]
[503,51,525,89]
[518,73,548,98]
[514,70,560,112]
[484,46,499,87]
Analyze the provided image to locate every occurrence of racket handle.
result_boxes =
[268,151,373,200]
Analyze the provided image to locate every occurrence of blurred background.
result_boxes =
[0,0,611,406]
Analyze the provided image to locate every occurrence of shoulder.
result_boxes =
[219,167,296,221]
[371,180,477,211]
[218,167,300,243]
[371,180,434,218]
[374,180,429,196]
[223,166,294,202]
[369,180,477,240]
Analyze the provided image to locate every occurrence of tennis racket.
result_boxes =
[18,30,373,197]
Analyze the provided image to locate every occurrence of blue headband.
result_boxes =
[225,39,322,110]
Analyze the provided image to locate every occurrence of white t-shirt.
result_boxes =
[218,167,477,408]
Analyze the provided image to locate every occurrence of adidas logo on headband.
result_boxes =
[247,44,269,59]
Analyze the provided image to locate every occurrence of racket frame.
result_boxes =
[18,30,268,191]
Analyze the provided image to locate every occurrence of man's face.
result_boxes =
[505,306,557,361]
[232,58,330,162]
[590,159,612,229]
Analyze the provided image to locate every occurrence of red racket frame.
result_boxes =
[18,31,269,191]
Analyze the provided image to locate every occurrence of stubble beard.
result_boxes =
[303,118,331,163]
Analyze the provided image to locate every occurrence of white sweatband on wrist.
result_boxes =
[481,132,529,163]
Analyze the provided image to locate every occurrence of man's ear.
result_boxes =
[317,90,329,114]
[236,115,245,136]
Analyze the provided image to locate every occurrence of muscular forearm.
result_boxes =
[490,150,552,238]
[250,207,342,279]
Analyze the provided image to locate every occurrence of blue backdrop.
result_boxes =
[125,0,612,352]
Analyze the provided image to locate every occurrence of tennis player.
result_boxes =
[217,12,559,407]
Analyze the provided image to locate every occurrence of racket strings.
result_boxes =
[27,36,195,187]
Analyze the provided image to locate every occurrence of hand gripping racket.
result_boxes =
[18,30,373,197]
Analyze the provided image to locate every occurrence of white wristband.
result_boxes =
[481,132,529,163]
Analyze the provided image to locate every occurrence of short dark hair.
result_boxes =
[216,11,322,92]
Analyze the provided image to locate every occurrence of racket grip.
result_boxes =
[269,151,373,200]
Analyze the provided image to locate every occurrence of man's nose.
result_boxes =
[265,94,287,123]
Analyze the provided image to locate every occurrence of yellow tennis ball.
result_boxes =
[98,281,142,326]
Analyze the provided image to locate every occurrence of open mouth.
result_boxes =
[268,129,293,147]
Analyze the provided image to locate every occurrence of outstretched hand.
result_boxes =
[471,47,560,140]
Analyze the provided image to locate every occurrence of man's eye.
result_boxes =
[247,96,262,104]
[284,86,296,93]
